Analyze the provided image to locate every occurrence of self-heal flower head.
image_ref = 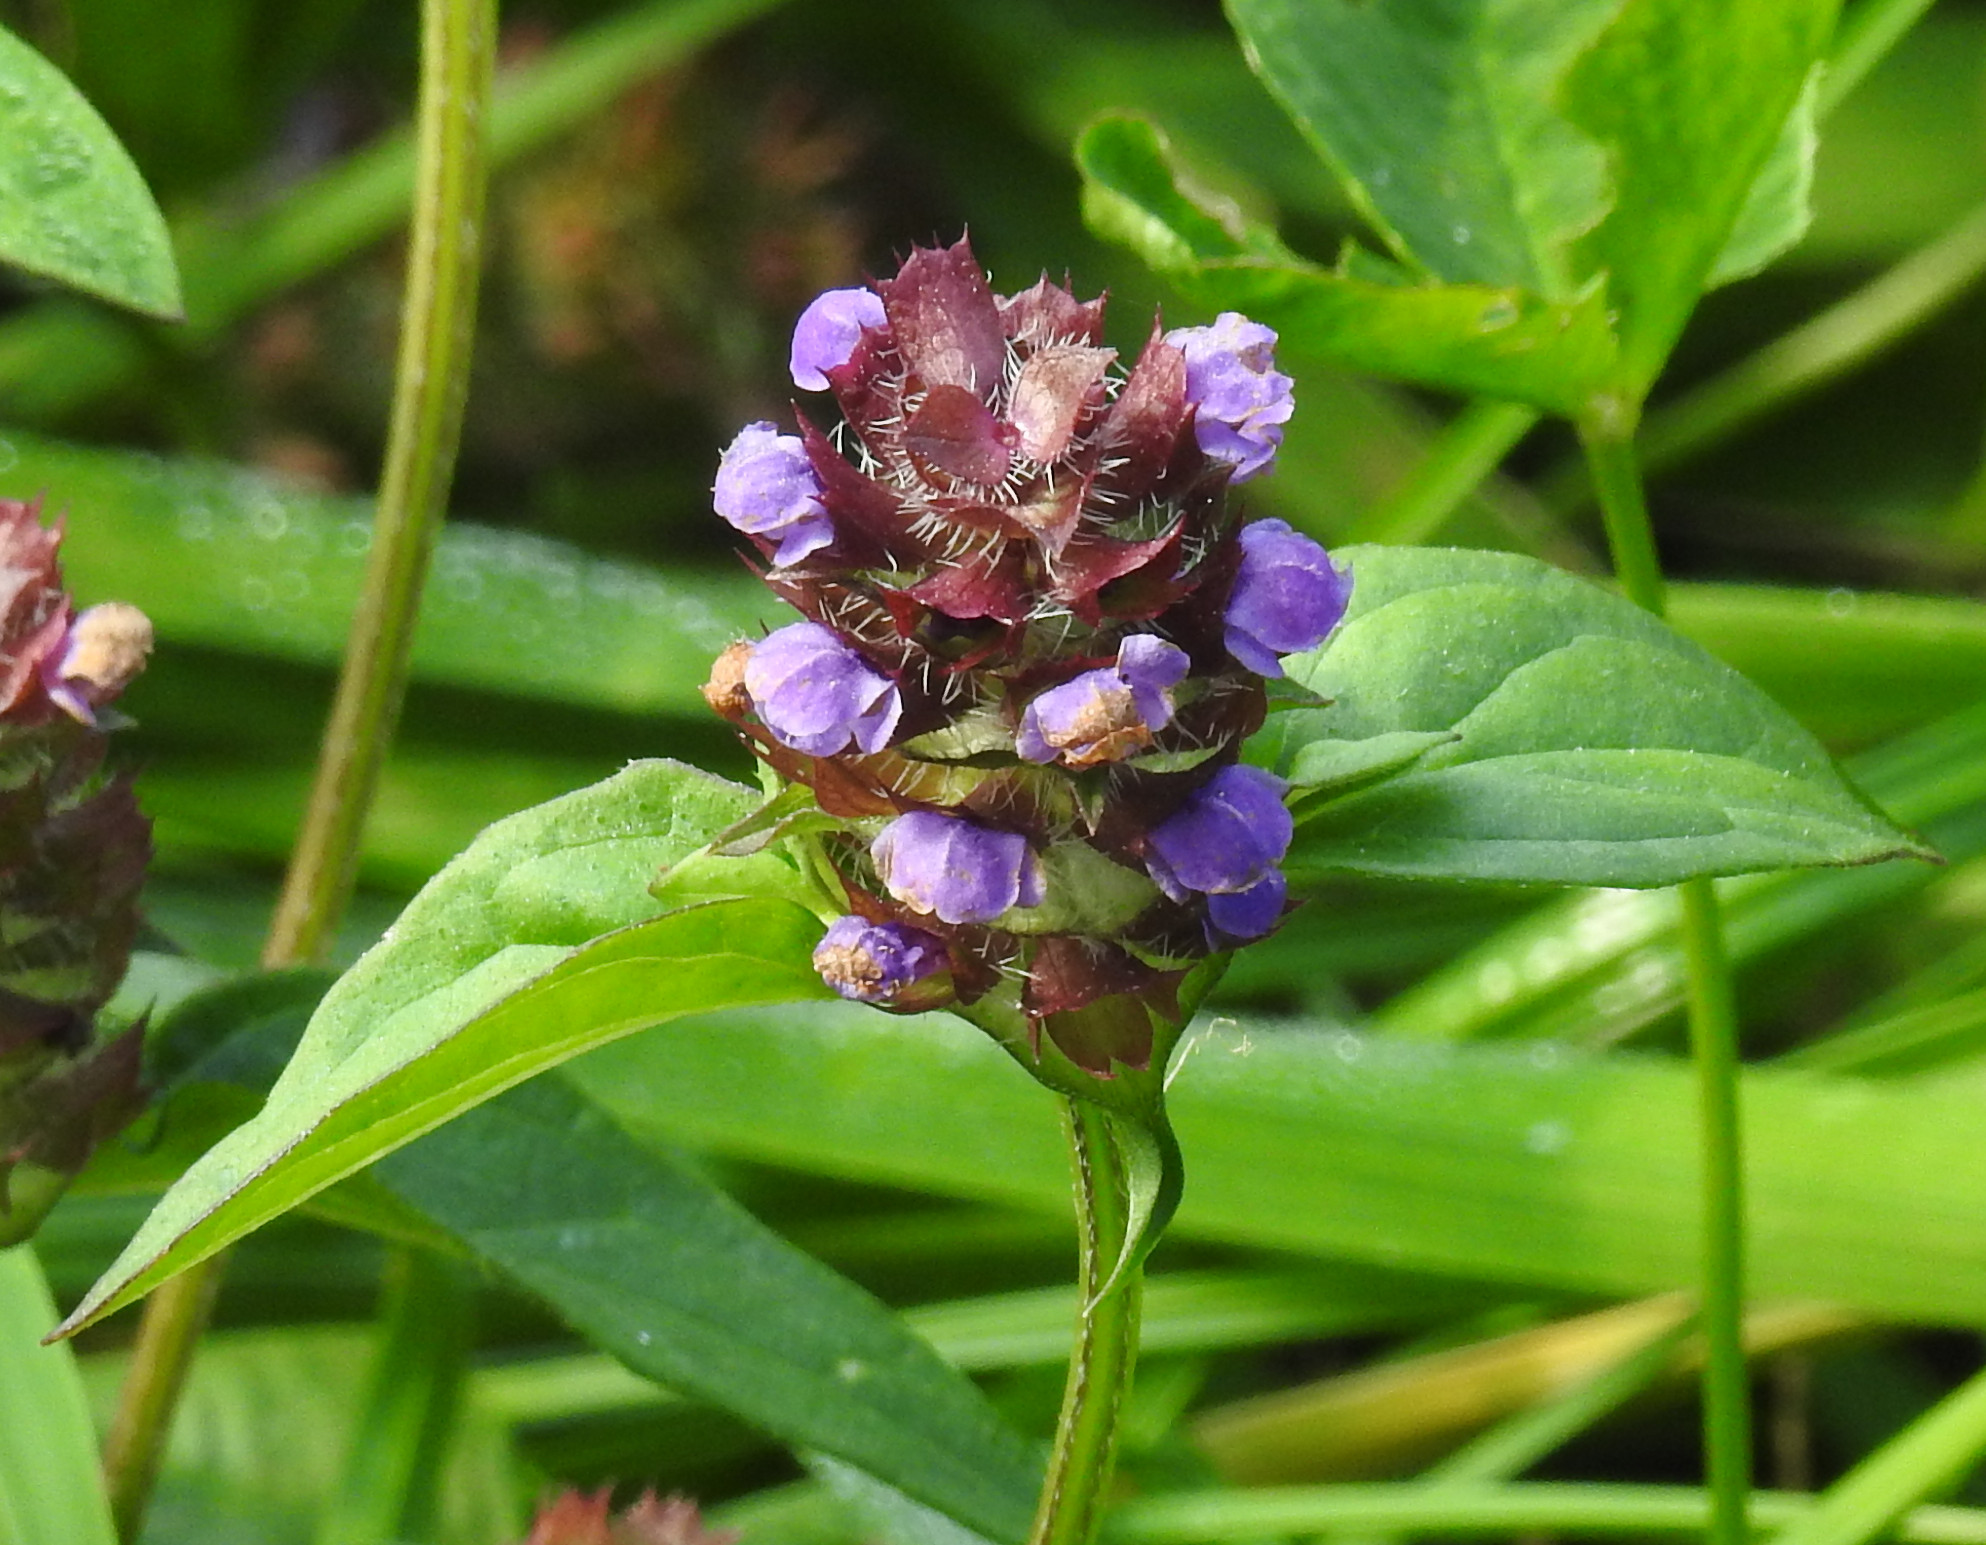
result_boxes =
[872,810,1044,925]
[743,621,902,756]
[713,422,834,567]
[1017,635,1190,768]
[1224,518,1353,678]
[812,914,948,1003]
[790,286,887,391]
[1145,762,1293,903]
[1164,312,1295,482]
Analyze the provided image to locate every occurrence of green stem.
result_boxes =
[1030,1100,1143,1545]
[1579,418,1751,1545]
[263,0,495,967]
[99,0,495,1536]
[1348,400,1542,546]
[1823,0,1940,114]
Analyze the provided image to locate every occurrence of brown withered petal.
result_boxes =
[1009,344,1116,463]
[700,640,754,719]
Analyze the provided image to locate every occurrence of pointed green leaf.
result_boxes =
[60,762,831,1334]
[0,24,181,318]
[1275,546,1930,886]
[1077,114,1616,415]
[374,1079,1040,1545]
[1224,0,1621,299]
[1564,0,1840,391]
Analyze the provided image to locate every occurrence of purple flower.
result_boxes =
[714,422,835,567]
[791,287,888,391]
[1146,763,1292,903]
[872,810,1044,925]
[1163,312,1295,481]
[812,915,947,1002]
[744,622,902,756]
[1016,634,1190,767]
[1206,871,1286,942]
[1224,518,1353,678]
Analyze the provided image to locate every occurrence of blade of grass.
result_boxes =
[0,1246,118,1545]
[1767,1364,1986,1545]
[1107,1483,1986,1543]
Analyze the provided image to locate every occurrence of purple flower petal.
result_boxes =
[812,915,947,1001]
[714,422,835,566]
[744,621,902,756]
[1146,763,1292,900]
[872,810,1042,924]
[1224,518,1353,678]
[1017,635,1190,767]
[1163,312,1295,481]
[1205,869,1287,941]
[790,287,888,391]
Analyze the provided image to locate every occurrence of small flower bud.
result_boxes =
[713,423,835,567]
[1146,763,1292,902]
[1223,518,1353,677]
[1165,312,1295,481]
[700,639,755,719]
[872,810,1044,925]
[744,622,902,756]
[812,915,948,1003]
[42,602,153,725]
[790,287,887,391]
[1017,635,1189,768]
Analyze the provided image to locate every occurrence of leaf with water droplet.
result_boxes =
[0,24,181,318]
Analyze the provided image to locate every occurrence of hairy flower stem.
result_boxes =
[1580,419,1750,1545]
[100,0,495,1536]
[1032,1099,1144,1545]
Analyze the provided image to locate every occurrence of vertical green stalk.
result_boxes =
[1030,1099,1144,1545]
[1579,418,1751,1545]
[99,0,496,1537]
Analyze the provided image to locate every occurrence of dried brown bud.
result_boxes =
[700,639,754,719]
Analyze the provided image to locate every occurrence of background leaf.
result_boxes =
[63,762,829,1331]
[572,1004,1986,1326]
[1277,545,1928,886]
[1564,0,1840,391]
[0,22,181,317]
[0,1246,117,1545]
[373,1078,1042,1545]
[1076,114,1617,414]
[1223,0,1620,298]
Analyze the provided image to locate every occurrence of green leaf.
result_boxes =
[374,1079,1040,1545]
[1223,0,1620,299]
[1708,67,1822,286]
[0,1246,117,1545]
[1275,546,1929,886]
[1564,0,1841,391]
[1076,115,1616,415]
[0,24,181,318]
[60,762,831,1334]
[573,1003,1986,1326]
